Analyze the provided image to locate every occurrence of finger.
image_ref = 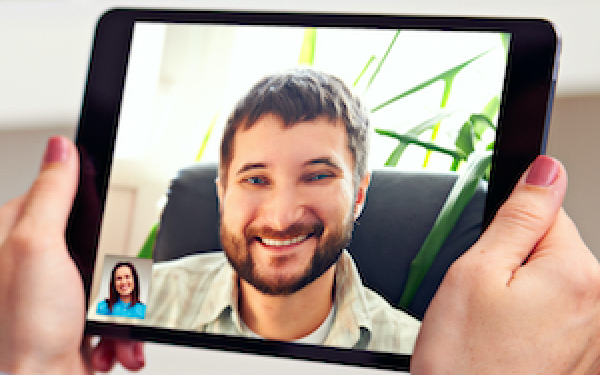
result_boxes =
[530,208,593,270]
[0,196,25,244]
[115,340,145,371]
[89,338,145,372]
[474,155,567,271]
[90,337,117,372]
[13,137,79,241]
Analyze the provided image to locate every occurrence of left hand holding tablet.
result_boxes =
[0,137,144,374]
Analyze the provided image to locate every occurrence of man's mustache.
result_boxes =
[245,223,325,243]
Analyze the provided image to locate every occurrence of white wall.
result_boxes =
[1,1,599,374]
[0,0,599,132]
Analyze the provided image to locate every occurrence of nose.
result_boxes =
[261,182,306,231]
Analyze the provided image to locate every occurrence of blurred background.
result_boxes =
[1,1,598,373]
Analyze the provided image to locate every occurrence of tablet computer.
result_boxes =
[69,9,559,372]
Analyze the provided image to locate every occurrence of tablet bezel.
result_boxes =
[68,9,558,372]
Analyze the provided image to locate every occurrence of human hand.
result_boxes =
[411,155,600,374]
[0,137,144,374]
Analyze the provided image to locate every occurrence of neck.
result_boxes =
[239,265,336,341]
[120,295,132,304]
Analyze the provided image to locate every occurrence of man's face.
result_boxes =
[217,114,369,296]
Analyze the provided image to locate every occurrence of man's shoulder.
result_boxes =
[151,251,230,294]
[337,251,420,328]
[362,287,420,326]
[153,251,228,276]
[147,251,233,328]
[360,286,421,353]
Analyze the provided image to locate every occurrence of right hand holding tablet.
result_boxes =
[412,156,600,374]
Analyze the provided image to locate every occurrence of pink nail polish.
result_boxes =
[134,342,145,363]
[525,155,559,187]
[43,136,68,165]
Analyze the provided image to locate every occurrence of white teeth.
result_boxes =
[261,234,308,246]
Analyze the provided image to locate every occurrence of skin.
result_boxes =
[0,137,144,374]
[411,156,600,374]
[216,114,369,340]
[3,138,600,373]
[114,266,134,304]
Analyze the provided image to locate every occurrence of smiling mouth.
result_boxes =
[259,234,311,247]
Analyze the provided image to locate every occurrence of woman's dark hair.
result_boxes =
[105,262,141,312]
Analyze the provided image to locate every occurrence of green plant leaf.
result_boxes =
[195,111,219,162]
[371,49,492,113]
[353,55,376,87]
[501,33,511,56]
[470,95,501,140]
[482,95,501,121]
[137,222,159,259]
[452,117,478,172]
[382,112,454,166]
[455,119,475,156]
[423,75,457,169]
[376,129,467,160]
[470,114,494,139]
[484,162,491,182]
[450,157,461,172]
[365,30,400,91]
[398,151,493,308]
[298,28,317,65]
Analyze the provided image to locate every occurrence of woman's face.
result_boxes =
[114,265,134,297]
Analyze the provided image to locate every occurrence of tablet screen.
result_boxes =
[76,11,556,371]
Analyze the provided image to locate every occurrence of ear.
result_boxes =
[215,177,224,213]
[353,171,371,220]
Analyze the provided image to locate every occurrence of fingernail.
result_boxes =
[525,155,559,186]
[134,342,145,363]
[43,136,69,165]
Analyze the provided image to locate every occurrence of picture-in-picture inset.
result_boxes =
[94,255,153,320]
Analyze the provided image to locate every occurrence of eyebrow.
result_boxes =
[303,157,343,171]
[236,162,268,175]
[235,157,343,176]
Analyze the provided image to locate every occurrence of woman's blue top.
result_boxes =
[96,299,146,319]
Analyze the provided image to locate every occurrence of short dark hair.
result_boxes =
[106,262,141,312]
[219,69,369,188]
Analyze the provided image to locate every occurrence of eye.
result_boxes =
[244,176,268,185]
[306,172,334,182]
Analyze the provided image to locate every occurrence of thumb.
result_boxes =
[475,155,567,271]
[16,136,79,236]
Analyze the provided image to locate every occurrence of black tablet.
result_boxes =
[69,9,559,372]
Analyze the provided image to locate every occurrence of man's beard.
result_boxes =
[220,216,354,296]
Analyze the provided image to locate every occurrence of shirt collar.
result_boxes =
[192,249,373,347]
[324,250,372,348]
[189,257,242,331]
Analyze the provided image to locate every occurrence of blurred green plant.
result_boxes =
[357,30,506,308]
[137,223,158,259]
[298,28,317,65]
